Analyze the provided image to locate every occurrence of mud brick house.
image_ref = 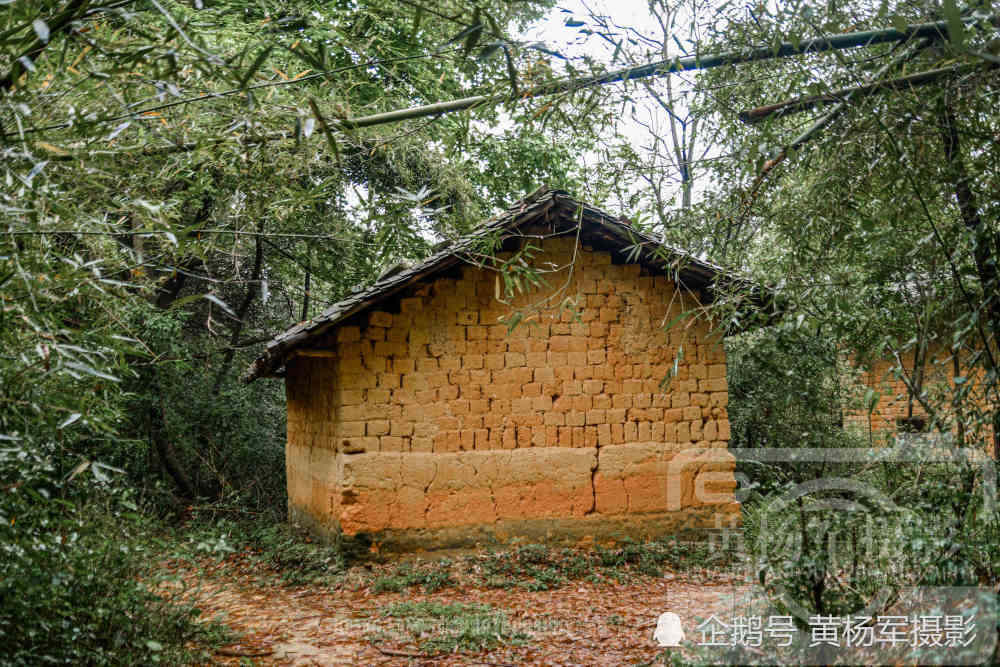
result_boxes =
[844,346,994,446]
[245,187,743,551]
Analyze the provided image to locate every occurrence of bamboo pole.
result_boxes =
[739,63,981,123]
[339,19,958,130]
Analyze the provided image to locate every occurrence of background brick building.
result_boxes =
[246,188,742,551]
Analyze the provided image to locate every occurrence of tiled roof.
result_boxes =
[244,186,737,381]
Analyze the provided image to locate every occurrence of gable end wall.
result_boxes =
[285,232,738,550]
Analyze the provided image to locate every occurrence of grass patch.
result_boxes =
[165,517,735,597]
[374,601,529,654]
[371,560,455,593]
[467,539,729,590]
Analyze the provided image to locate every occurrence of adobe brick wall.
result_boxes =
[284,231,738,550]
[844,346,993,444]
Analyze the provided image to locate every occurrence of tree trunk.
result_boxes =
[148,402,197,501]
[939,103,1000,458]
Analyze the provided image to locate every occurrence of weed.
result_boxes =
[375,601,529,654]
[371,561,455,593]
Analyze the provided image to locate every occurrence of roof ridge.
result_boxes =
[243,188,735,382]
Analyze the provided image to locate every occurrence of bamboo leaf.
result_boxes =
[239,45,274,90]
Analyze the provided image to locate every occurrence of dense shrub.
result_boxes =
[0,439,215,665]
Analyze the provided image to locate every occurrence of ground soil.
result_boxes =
[159,555,751,666]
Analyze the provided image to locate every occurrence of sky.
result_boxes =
[523,1,719,211]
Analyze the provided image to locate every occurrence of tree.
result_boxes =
[1,0,604,658]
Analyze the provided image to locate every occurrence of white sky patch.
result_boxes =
[517,1,720,214]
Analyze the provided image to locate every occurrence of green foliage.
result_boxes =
[372,560,455,594]
[1,0,589,659]
[0,443,223,665]
[375,601,529,654]
[171,518,346,587]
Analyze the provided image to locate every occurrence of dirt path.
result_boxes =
[162,558,751,665]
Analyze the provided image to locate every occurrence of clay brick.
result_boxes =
[337,326,361,343]
[585,426,599,447]
[607,408,626,424]
[364,326,386,342]
[340,389,364,405]
[532,395,553,411]
[559,427,573,446]
[572,427,587,447]
[436,416,459,431]
[671,392,690,408]
[461,414,484,430]
[457,310,479,325]
[718,419,731,440]
[652,421,665,441]
[400,297,423,313]
[484,353,505,370]
[701,377,728,392]
[658,421,674,443]
[380,435,406,452]
[567,411,586,427]
[612,394,633,409]
[547,351,568,366]
[710,392,728,407]
[708,363,727,379]
[624,421,638,442]
[690,420,703,441]
[545,411,565,426]
[638,421,652,441]
[598,423,612,445]
[549,336,570,352]
[651,393,671,408]
[414,389,438,404]
[534,367,556,383]
[586,409,606,425]
[340,421,365,438]
[377,373,401,389]
[506,352,526,367]
[583,379,603,395]
[663,408,683,423]
[567,351,588,367]
[367,420,390,436]
[459,430,475,451]
[434,356,458,372]
[623,379,643,394]
[676,421,690,442]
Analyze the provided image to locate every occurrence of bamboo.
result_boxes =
[339,19,958,130]
[739,63,980,124]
